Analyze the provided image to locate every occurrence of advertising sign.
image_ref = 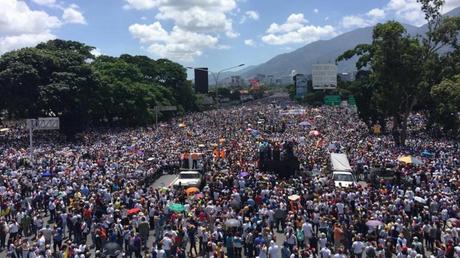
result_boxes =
[312,64,337,89]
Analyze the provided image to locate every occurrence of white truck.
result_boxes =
[171,170,203,188]
[330,153,357,188]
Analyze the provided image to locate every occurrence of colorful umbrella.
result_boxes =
[168,203,185,213]
[42,171,51,177]
[239,171,250,177]
[309,130,321,136]
[366,220,384,228]
[194,193,204,200]
[185,187,200,195]
[398,155,423,165]
[127,207,141,215]
[225,218,241,227]
[246,198,255,206]
[288,194,300,201]
[421,150,433,158]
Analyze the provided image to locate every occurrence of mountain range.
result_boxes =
[230,6,460,80]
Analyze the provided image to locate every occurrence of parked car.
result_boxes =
[172,170,203,188]
[369,164,396,186]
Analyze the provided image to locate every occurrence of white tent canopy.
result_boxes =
[330,153,352,172]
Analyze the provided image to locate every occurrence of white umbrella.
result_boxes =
[414,196,427,204]
[288,194,300,201]
[225,218,241,227]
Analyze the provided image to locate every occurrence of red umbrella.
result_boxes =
[127,208,141,215]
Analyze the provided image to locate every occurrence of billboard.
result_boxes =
[294,74,308,97]
[194,68,209,93]
[312,64,337,89]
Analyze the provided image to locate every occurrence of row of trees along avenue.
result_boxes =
[0,40,196,137]
[337,0,460,145]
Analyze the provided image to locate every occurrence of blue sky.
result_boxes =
[1,0,459,79]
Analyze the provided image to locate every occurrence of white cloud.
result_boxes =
[245,10,259,20]
[244,39,255,46]
[339,8,384,29]
[0,0,61,35]
[342,0,460,30]
[124,0,238,37]
[123,0,157,10]
[266,13,309,34]
[341,15,373,29]
[442,0,460,13]
[240,10,259,24]
[386,0,425,25]
[367,8,385,19]
[386,0,460,25]
[31,0,56,6]
[314,8,319,14]
[0,33,55,54]
[129,21,219,62]
[0,0,62,53]
[91,48,103,57]
[62,4,87,24]
[262,13,337,45]
[125,0,239,61]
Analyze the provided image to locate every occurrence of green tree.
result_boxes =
[91,56,175,125]
[415,0,460,126]
[338,22,424,145]
[0,40,99,137]
[430,75,460,135]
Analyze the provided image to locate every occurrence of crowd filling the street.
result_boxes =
[0,96,459,258]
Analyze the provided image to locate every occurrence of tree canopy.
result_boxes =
[336,0,460,143]
[0,39,196,137]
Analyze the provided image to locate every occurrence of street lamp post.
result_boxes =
[187,64,244,107]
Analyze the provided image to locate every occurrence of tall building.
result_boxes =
[194,68,209,93]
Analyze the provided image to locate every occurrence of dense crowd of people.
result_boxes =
[0,96,459,258]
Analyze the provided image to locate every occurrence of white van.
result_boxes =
[330,153,357,188]
[332,171,357,188]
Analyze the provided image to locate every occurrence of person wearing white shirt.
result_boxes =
[336,202,344,215]
[268,240,280,258]
[320,246,332,258]
[161,234,173,257]
[352,239,365,258]
[302,221,313,247]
